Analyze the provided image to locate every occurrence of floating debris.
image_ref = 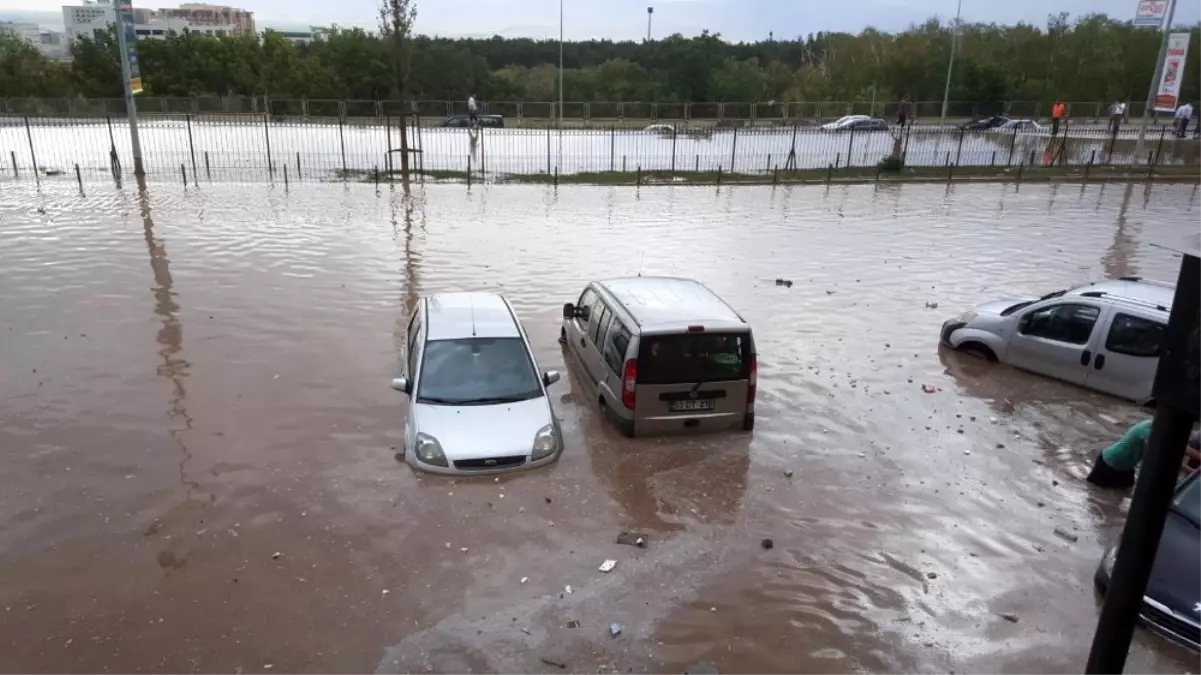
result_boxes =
[598,559,617,573]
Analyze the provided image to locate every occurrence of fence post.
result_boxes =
[546,125,551,174]
[180,163,187,187]
[826,162,833,184]
[1154,127,1166,170]
[945,151,950,167]
[695,155,699,172]
[263,114,273,176]
[204,151,211,180]
[374,164,380,191]
[467,155,472,187]
[1086,150,1095,182]
[480,124,486,177]
[636,164,641,186]
[554,166,558,187]
[990,150,996,167]
[671,130,677,176]
[1017,160,1023,184]
[955,127,965,166]
[1007,127,1017,165]
[1029,150,1035,167]
[1107,125,1117,164]
[296,152,301,180]
[765,153,771,174]
[835,152,841,170]
[75,163,82,193]
[186,114,199,185]
[729,127,738,172]
[846,127,855,168]
[385,115,392,174]
[10,150,17,177]
[773,165,779,184]
[283,164,289,190]
[622,155,626,172]
[23,116,38,176]
[338,115,347,176]
[610,126,615,172]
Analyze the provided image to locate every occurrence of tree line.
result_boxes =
[1,13,1199,106]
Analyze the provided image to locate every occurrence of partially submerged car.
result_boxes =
[441,114,505,128]
[821,115,889,131]
[392,292,562,474]
[940,277,1173,403]
[1094,471,1200,652]
[962,115,1011,130]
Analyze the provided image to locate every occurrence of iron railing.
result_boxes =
[0,97,1185,125]
[0,113,1196,184]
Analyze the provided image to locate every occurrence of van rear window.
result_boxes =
[637,333,750,385]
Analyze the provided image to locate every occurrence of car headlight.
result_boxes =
[415,432,448,467]
[531,424,559,460]
[957,311,977,324]
[1103,546,1118,578]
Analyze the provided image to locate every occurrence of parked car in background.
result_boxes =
[391,292,562,475]
[996,118,1044,132]
[1094,470,1200,652]
[962,115,1011,130]
[643,123,676,135]
[939,277,1173,403]
[441,114,505,128]
[560,277,757,437]
[821,115,889,131]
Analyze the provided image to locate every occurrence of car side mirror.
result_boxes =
[562,303,575,319]
[391,376,410,394]
[543,370,561,387]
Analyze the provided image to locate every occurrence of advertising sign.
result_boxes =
[1154,33,1190,112]
[117,0,143,94]
[1133,0,1168,27]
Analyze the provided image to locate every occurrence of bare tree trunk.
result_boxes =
[380,0,417,180]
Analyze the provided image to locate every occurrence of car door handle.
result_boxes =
[1094,354,1105,370]
[1080,350,1092,366]
[579,337,586,347]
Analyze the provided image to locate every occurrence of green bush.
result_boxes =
[877,155,905,172]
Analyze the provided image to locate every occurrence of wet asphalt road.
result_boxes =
[0,178,1197,673]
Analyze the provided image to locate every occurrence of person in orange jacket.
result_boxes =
[1051,100,1066,137]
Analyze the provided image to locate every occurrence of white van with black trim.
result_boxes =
[559,276,757,436]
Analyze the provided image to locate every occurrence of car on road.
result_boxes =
[995,118,1044,132]
[1094,470,1200,652]
[643,123,676,135]
[821,115,890,131]
[391,292,563,474]
[560,276,757,437]
[939,277,1173,403]
[962,115,1011,130]
[441,114,505,128]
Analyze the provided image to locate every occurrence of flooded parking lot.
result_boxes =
[0,177,1198,673]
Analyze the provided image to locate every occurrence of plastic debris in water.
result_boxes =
[598,559,617,573]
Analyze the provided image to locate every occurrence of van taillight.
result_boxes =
[621,359,637,409]
[747,355,757,403]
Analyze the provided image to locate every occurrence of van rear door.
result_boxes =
[634,330,751,431]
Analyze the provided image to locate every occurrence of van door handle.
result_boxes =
[579,337,586,347]
[1080,350,1092,366]
[1094,354,1105,370]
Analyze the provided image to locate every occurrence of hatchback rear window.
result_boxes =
[637,333,750,385]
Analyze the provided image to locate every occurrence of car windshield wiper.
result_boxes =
[1038,289,1067,301]
[453,393,539,405]
[418,396,467,405]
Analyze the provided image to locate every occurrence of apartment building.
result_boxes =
[62,0,254,43]
[0,20,71,59]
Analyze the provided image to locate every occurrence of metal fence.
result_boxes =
[1,113,1197,184]
[0,97,1185,125]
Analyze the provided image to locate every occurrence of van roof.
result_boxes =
[597,276,746,331]
[1067,278,1175,313]
[425,292,520,340]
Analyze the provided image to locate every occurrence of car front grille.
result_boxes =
[1141,597,1201,651]
[453,455,527,471]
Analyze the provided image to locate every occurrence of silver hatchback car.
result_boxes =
[940,277,1173,404]
[391,292,563,475]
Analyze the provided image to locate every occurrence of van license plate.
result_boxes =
[670,399,715,412]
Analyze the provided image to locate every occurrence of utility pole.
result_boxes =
[1133,0,1177,164]
[646,6,653,42]
[557,0,564,171]
[114,0,144,176]
[939,0,962,125]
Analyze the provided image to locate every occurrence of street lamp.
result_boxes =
[646,6,653,42]
[939,0,962,125]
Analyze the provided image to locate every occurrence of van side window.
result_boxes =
[1105,313,1165,357]
[603,321,632,373]
[577,289,598,322]
[1019,303,1099,345]
[590,303,610,345]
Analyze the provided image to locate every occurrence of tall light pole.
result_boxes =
[939,0,962,125]
[1133,0,1177,164]
[115,0,144,176]
[646,6,653,42]
[557,0,564,171]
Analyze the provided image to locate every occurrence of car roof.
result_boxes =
[1066,278,1175,313]
[596,276,746,331]
[425,292,520,340]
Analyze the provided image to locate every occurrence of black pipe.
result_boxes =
[263,114,273,176]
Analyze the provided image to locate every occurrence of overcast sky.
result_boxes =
[4,0,1199,39]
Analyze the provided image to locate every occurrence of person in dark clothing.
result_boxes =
[896,95,912,127]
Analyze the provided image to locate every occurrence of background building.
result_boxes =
[61,0,254,43]
[0,19,70,59]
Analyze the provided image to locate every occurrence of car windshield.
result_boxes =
[1172,474,1200,527]
[833,116,861,126]
[417,337,542,405]
[638,332,750,385]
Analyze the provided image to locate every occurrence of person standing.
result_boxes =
[895,95,913,127]
[1051,100,1066,137]
[1174,101,1194,138]
[1108,98,1127,135]
[467,94,478,126]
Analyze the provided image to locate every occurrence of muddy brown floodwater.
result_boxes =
[0,178,1198,674]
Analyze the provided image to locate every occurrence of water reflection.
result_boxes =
[1103,183,1139,280]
